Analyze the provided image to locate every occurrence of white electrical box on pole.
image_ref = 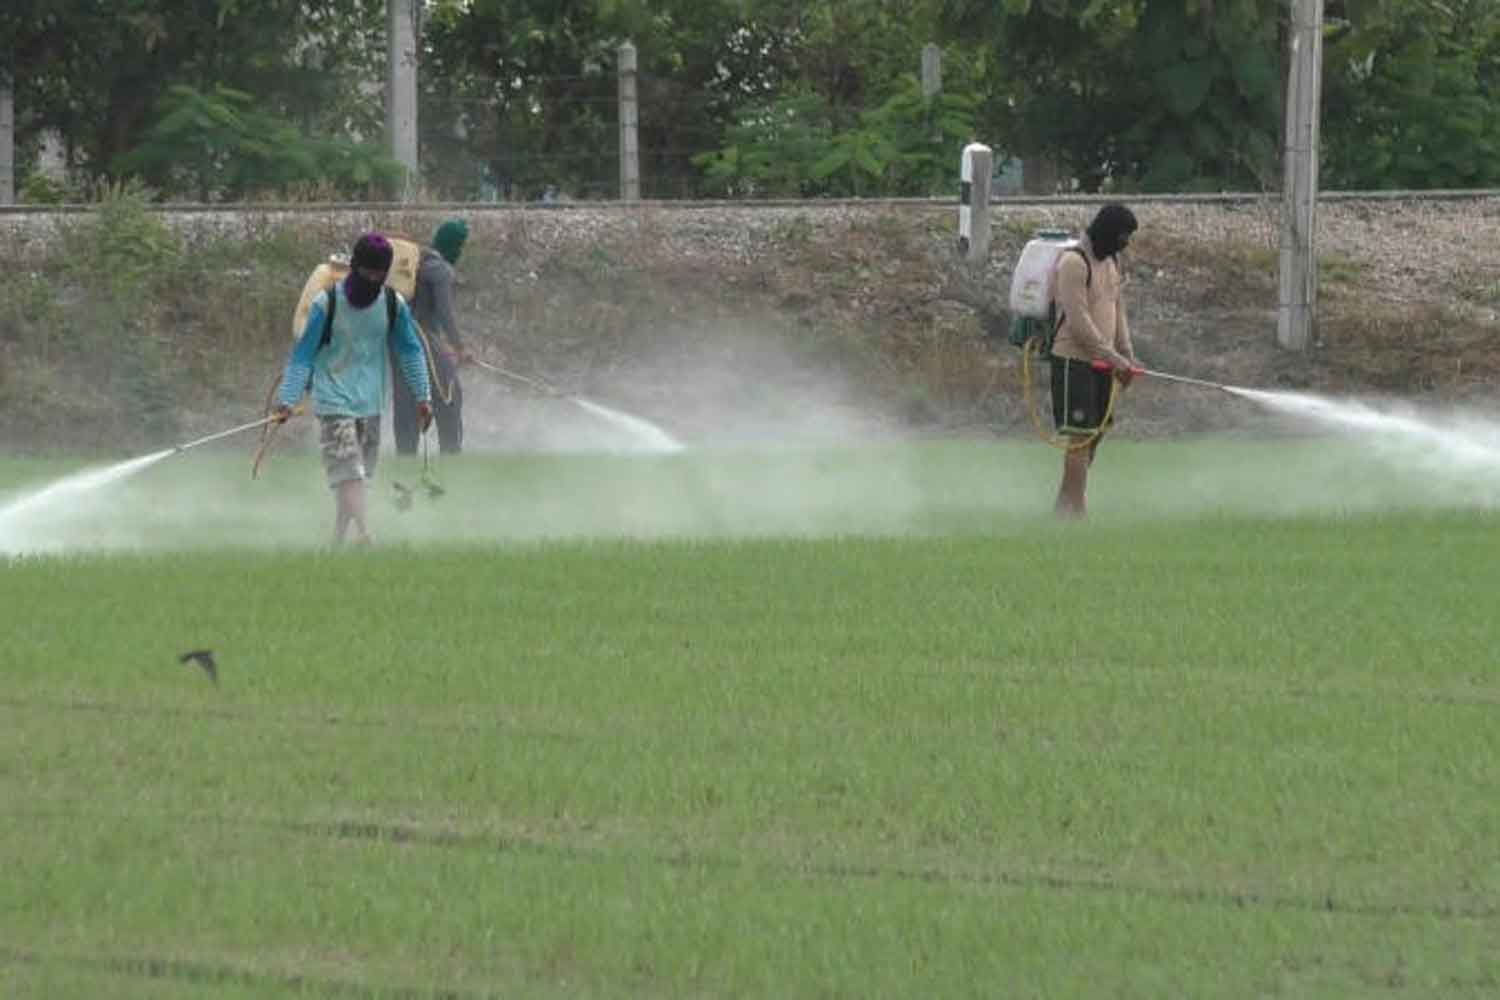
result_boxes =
[386,0,420,200]
[1277,0,1324,351]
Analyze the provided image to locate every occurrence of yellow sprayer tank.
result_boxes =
[290,237,421,340]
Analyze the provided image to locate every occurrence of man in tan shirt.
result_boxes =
[1049,203,1140,518]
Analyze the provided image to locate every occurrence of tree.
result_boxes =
[116,84,402,200]
[696,75,977,198]
[1321,0,1500,188]
[935,0,1283,193]
[0,0,391,196]
[693,90,836,197]
[421,0,964,199]
[422,0,799,199]
[420,0,633,199]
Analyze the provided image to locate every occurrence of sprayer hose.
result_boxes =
[251,370,290,480]
[1020,336,1120,453]
[413,322,457,406]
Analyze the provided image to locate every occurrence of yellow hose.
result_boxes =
[1020,336,1120,452]
[250,388,306,480]
[413,321,456,406]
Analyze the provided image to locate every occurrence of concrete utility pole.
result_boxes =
[386,0,420,199]
[921,44,942,99]
[1278,0,1324,351]
[617,42,640,202]
[0,81,14,204]
[958,142,992,262]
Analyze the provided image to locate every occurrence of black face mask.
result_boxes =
[1091,228,1133,259]
[1087,204,1138,259]
[344,271,384,308]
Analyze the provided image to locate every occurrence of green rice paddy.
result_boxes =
[3,440,1498,997]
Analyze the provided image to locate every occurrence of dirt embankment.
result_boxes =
[1,197,1497,452]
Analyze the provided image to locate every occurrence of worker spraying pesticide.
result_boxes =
[271,232,433,545]
[1008,204,1142,519]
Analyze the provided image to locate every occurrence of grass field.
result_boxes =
[3,440,1499,997]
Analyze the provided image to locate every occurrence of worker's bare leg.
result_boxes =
[1054,438,1100,519]
[333,478,371,544]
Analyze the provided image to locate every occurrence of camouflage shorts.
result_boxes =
[319,416,381,487]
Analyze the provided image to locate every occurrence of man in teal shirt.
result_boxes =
[275,233,432,544]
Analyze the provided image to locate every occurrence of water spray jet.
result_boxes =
[471,358,684,453]
[0,414,283,554]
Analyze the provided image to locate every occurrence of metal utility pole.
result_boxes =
[386,0,420,199]
[617,42,640,202]
[1277,0,1324,351]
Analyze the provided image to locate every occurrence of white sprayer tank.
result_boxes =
[1008,229,1078,319]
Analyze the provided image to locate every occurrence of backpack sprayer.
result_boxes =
[1007,230,1118,451]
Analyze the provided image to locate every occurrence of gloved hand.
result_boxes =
[1092,359,1144,385]
[272,405,293,424]
[416,400,434,432]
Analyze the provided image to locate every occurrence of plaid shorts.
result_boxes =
[319,416,381,487]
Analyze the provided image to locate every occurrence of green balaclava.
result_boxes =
[432,218,469,265]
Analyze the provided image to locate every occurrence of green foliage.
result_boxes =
[17,171,72,205]
[32,181,187,442]
[941,0,1499,192]
[5,0,1499,202]
[694,91,837,197]
[814,78,979,196]
[1322,0,1500,188]
[69,180,183,302]
[810,125,899,195]
[2,0,387,196]
[937,0,1282,192]
[115,85,403,201]
[1129,0,1281,191]
[0,271,61,367]
[698,77,977,198]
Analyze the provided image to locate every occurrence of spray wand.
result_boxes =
[470,356,685,452]
[172,415,280,455]
[1091,360,1235,393]
[470,358,566,398]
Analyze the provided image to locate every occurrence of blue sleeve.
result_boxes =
[391,299,431,402]
[277,298,326,408]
